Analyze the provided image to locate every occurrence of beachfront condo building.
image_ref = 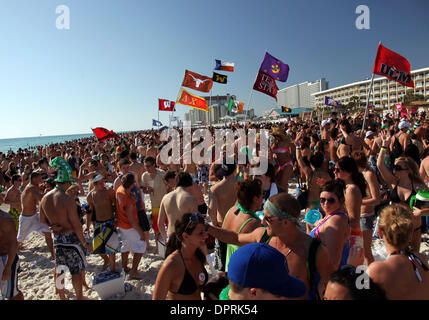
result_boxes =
[277,78,329,109]
[312,67,429,110]
[184,94,254,125]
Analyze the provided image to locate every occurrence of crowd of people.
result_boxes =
[1,109,429,300]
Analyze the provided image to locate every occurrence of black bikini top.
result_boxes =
[173,251,208,295]
[389,181,416,204]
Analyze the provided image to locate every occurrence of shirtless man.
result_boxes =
[157,172,199,242]
[208,163,237,227]
[86,175,117,271]
[206,193,334,300]
[18,172,54,258]
[0,210,24,300]
[4,174,22,232]
[39,176,91,300]
[129,152,146,188]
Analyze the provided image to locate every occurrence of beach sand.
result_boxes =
[2,180,429,300]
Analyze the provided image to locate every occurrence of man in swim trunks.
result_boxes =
[0,209,24,300]
[18,172,54,258]
[87,174,117,271]
[4,174,22,232]
[141,156,167,254]
[39,157,92,300]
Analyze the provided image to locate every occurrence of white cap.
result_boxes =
[321,120,329,127]
[365,131,375,138]
[398,121,411,130]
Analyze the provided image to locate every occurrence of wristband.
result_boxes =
[381,146,387,151]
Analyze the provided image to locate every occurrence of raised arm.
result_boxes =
[377,132,397,187]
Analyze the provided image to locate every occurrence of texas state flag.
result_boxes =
[215,59,234,72]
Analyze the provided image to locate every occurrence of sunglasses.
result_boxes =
[393,164,407,171]
[184,213,202,233]
[320,197,337,204]
[263,214,279,224]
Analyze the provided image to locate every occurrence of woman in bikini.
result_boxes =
[153,213,209,300]
[366,204,429,299]
[270,127,294,194]
[377,131,426,251]
[309,179,350,270]
[334,156,367,254]
[221,179,264,271]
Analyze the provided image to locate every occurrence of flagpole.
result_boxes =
[362,41,381,131]
[208,57,214,127]
[244,75,257,124]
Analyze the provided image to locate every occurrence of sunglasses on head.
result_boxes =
[184,213,202,232]
[393,164,407,171]
[320,197,337,204]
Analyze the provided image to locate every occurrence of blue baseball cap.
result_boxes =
[227,243,307,298]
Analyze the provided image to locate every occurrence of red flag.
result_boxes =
[373,43,414,88]
[182,70,213,92]
[253,70,278,101]
[176,88,208,111]
[158,99,176,111]
[91,127,117,142]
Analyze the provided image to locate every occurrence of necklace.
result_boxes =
[275,238,292,257]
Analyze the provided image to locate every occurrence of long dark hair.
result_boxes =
[337,156,367,197]
[165,213,206,264]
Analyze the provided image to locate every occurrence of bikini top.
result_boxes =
[389,181,416,204]
[386,250,429,283]
[309,210,349,240]
[273,147,288,154]
[173,250,208,296]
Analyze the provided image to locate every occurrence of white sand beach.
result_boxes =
[2,180,429,300]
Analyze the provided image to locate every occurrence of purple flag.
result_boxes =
[259,52,290,82]
[325,96,339,108]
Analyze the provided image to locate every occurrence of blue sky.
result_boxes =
[1,0,428,139]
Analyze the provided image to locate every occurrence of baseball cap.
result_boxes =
[398,121,411,130]
[227,243,306,298]
[321,120,329,128]
[365,131,375,139]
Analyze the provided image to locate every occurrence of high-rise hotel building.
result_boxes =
[312,67,429,109]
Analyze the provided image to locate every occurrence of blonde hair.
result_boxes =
[395,156,424,186]
[378,204,413,250]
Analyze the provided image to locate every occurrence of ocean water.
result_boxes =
[0,133,94,153]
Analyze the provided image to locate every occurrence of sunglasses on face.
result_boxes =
[320,197,337,204]
[263,214,279,224]
[334,167,344,173]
